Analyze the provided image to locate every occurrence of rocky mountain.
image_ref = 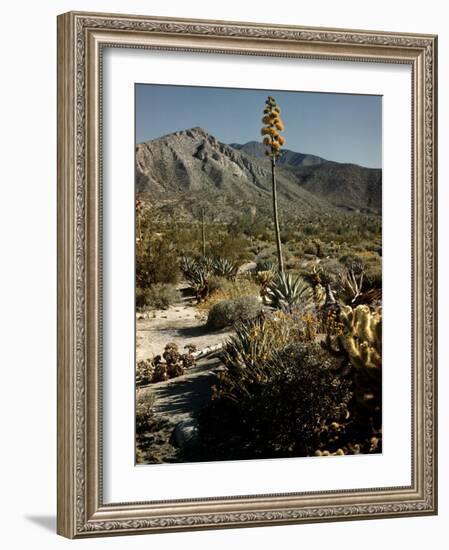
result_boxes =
[136,127,381,220]
[230,141,328,167]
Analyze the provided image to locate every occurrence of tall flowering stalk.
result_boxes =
[261,96,286,275]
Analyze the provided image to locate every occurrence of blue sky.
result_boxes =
[135,84,382,169]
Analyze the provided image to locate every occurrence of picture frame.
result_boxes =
[57,11,438,538]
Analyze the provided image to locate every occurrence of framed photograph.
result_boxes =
[57,11,438,538]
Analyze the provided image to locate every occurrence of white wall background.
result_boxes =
[0,1,446,548]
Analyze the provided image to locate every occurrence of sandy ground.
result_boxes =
[136,285,232,361]
[136,285,232,463]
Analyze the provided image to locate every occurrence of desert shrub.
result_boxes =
[259,230,272,242]
[135,390,178,464]
[208,235,250,262]
[199,279,260,311]
[299,260,345,301]
[136,359,156,386]
[136,236,180,287]
[303,239,319,255]
[339,253,365,269]
[218,308,324,394]
[136,283,180,310]
[364,262,382,289]
[280,230,297,244]
[136,392,156,436]
[189,342,352,461]
[207,276,228,294]
[206,295,262,330]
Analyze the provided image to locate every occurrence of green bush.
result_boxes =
[136,236,180,287]
[208,235,250,262]
[189,342,352,461]
[207,276,228,294]
[136,392,156,435]
[136,283,180,310]
[206,295,262,330]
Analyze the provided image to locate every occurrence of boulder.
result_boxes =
[172,418,199,448]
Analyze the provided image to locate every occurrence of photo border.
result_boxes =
[57,11,437,538]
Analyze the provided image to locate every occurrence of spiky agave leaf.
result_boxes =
[265,272,313,308]
[212,257,237,279]
[198,255,214,274]
[257,260,277,273]
[179,255,198,278]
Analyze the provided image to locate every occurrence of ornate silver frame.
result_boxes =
[57,11,438,538]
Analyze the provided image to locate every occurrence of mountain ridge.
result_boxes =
[136,127,381,219]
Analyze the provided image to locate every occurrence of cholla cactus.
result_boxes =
[339,305,381,371]
[331,305,382,413]
[261,96,286,274]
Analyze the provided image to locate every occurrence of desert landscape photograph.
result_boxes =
[134,84,382,465]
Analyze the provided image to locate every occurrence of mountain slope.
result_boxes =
[136,128,381,220]
[230,141,328,167]
[283,162,382,213]
[136,127,338,220]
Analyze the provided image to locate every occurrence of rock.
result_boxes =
[172,419,199,448]
[237,261,257,274]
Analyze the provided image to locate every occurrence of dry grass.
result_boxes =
[198,278,260,311]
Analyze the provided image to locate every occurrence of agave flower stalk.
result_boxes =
[261,96,286,275]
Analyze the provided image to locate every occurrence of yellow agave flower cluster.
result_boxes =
[261,96,285,158]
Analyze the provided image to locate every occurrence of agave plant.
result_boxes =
[186,266,210,302]
[339,267,365,304]
[221,317,275,383]
[198,255,214,273]
[220,312,296,387]
[212,257,237,279]
[265,272,313,309]
[256,260,277,273]
[261,95,286,274]
[254,270,275,297]
[179,255,198,278]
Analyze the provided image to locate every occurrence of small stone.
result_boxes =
[172,419,199,448]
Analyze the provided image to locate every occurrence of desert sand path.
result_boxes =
[136,285,232,462]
